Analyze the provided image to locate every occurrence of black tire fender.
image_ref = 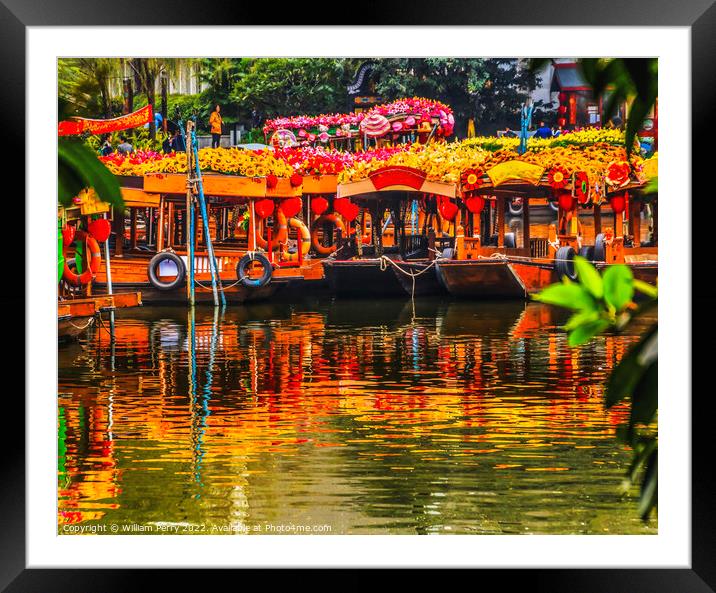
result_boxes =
[236,252,272,288]
[555,246,577,281]
[147,251,186,291]
[578,245,595,261]
[593,233,607,262]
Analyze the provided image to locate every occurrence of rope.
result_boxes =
[378,256,439,301]
[67,317,95,331]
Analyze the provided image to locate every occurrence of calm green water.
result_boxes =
[58,299,656,535]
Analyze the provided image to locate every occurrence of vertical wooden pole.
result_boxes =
[496,196,505,247]
[522,196,530,251]
[185,120,195,307]
[112,206,125,257]
[631,196,641,246]
[130,208,138,250]
[594,203,602,237]
[652,200,658,244]
[156,200,165,252]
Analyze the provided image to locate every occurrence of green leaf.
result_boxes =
[602,265,634,312]
[630,361,658,426]
[633,279,658,299]
[58,138,124,208]
[638,448,658,521]
[564,309,600,331]
[574,256,604,299]
[568,319,610,347]
[533,282,596,311]
[605,323,657,407]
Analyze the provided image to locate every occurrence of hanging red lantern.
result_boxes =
[558,92,568,103]
[280,197,302,219]
[557,117,567,128]
[465,195,486,214]
[310,196,329,215]
[558,192,576,212]
[333,197,352,219]
[609,192,627,214]
[266,174,279,189]
[289,173,303,187]
[557,105,567,115]
[62,225,76,247]
[342,202,360,223]
[438,198,458,222]
[255,199,275,219]
[88,218,111,243]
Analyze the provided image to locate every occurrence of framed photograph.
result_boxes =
[3,0,711,589]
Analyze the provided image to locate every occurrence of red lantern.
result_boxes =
[557,105,567,115]
[280,197,302,219]
[88,218,111,243]
[558,92,568,103]
[266,174,278,189]
[310,196,329,215]
[62,225,76,247]
[609,192,626,214]
[465,195,486,214]
[333,197,350,218]
[289,173,303,187]
[255,199,275,219]
[557,117,567,128]
[439,198,458,222]
[557,192,575,212]
[342,202,360,223]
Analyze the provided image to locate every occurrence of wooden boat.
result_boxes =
[77,172,327,304]
[323,166,459,298]
[434,157,658,299]
[58,292,142,341]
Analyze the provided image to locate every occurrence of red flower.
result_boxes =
[574,171,590,204]
[548,166,569,190]
[461,168,483,192]
[605,161,631,187]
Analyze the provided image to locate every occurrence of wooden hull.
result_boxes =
[437,254,657,300]
[58,292,142,341]
[93,253,326,304]
[323,259,408,298]
[93,280,283,304]
[390,260,447,297]
[58,315,95,341]
[435,260,527,299]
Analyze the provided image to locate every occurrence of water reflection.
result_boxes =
[58,299,656,534]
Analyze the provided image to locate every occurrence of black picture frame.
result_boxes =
[3,1,710,589]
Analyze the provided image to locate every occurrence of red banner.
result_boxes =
[58,105,153,136]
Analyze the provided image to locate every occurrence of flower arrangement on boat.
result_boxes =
[99,128,648,197]
[262,97,455,140]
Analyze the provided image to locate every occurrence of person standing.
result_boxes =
[533,121,553,139]
[209,105,223,149]
[116,136,133,154]
[100,135,113,156]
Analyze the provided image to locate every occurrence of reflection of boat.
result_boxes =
[323,259,407,297]
[325,298,408,328]
[439,300,526,336]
